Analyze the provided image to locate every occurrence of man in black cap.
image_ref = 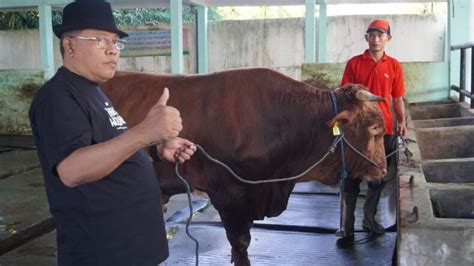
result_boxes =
[29,0,196,264]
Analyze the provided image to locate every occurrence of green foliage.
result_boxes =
[208,7,224,21]
[0,11,38,30]
[0,11,62,30]
[209,6,304,20]
[113,7,224,25]
[0,7,224,30]
[113,7,194,25]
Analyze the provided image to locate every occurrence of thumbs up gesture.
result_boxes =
[156,86,170,106]
[135,88,183,145]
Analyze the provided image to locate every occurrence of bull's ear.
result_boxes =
[328,110,356,128]
[355,89,385,102]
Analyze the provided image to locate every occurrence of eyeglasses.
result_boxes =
[70,36,127,50]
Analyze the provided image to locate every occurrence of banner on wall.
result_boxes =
[120,29,189,57]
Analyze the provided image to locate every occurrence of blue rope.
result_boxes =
[330,92,348,180]
[330,91,339,115]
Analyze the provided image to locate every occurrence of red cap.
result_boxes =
[366,19,391,35]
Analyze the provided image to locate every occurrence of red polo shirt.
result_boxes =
[341,50,405,135]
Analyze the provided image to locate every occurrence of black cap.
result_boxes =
[53,0,128,38]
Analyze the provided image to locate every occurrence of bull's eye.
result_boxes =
[368,124,380,136]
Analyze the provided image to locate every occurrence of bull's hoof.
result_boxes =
[234,258,250,266]
[336,235,355,249]
[231,250,250,266]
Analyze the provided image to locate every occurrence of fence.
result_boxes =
[451,42,474,108]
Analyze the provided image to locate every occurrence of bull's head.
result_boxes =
[330,84,387,181]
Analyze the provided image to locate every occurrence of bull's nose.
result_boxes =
[381,168,387,176]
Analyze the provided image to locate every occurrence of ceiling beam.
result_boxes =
[184,0,208,7]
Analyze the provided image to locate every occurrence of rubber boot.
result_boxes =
[362,186,385,235]
[336,192,358,247]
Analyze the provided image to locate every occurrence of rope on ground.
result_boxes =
[174,163,200,266]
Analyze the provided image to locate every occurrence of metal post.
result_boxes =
[460,48,466,102]
[471,47,474,108]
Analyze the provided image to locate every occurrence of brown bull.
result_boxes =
[101,68,387,265]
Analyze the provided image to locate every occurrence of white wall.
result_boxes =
[0,14,446,79]
[208,18,305,78]
[328,14,446,64]
[0,30,41,69]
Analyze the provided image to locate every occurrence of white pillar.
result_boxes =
[196,5,208,74]
[317,0,327,63]
[170,0,183,73]
[305,0,316,63]
[38,1,55,79]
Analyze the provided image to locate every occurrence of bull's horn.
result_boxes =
[356,90,385,102]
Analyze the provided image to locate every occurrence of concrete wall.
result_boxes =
[0,30,41,70]
[327,14,446,65]
[0,70,43,134]
[0,13,446,79]
[208,18,305,78]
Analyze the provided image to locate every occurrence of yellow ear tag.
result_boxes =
[332,122,341,136]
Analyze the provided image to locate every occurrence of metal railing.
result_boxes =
[451,42,474,108]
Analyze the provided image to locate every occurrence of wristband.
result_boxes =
[150,145,162,162]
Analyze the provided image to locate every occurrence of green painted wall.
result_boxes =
[402,62,449,103]
[301,63,345,90]
[0,70,44,134]
[301,61,450,103]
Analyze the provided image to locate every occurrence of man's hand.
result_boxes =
[157,137,197,163]
[134,88,183,146]
[398,121,407,139]
[393,97,407,139]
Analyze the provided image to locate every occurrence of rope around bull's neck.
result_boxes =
[194,134,343,184]
[176,133,388,186]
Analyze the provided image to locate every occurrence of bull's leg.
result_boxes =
[219,210,253,266]
[206,169,256,265]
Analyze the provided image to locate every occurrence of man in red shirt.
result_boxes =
[337,19,407,245]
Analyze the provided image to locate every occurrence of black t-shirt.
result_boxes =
[29,67,168,265]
